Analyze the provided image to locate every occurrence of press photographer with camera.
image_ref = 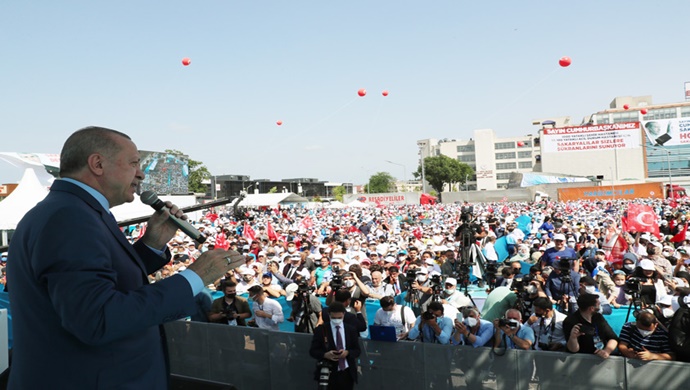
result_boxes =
[407,301,453,344]
[544,256,581,314]
[527,297,567,351]
[208,281,252,326]
[326,271,370,326]
[492,309,534,350]
[404,266,434,316]
[541,233,579,270]
[451,306,494,347]
[286,279,322,334]
[563,293,618,359]
[440,277,472,309]
[322,289,367,333]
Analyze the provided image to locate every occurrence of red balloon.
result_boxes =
[181,57,191,66]
[517,141,525,147]
[358,88,366,97]
[382,90,389,97]
[623,104,630,110]
[558,56,571,67]
[276,120,283,126]
[641,109,648,115]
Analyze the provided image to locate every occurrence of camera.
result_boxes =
[557,257,573,283]
[430,274,443,296]
[421,311,436,321]
[316,360,335,389]
[405,269,418,287]
[623,277,645,295]
[223,306,237,319]
[297,280,313,295]
[329,266,343,290]
[498,318,520,329]
[580,325,596,336]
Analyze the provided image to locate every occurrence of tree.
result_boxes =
[414,155,474,197]
[333,186,346,202]
[364,172,396,193]
[268,186,278,194]
[165,149,210,194]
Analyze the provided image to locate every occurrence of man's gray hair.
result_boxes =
[59,126,131,178]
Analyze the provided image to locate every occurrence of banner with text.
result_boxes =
[641,118,690,146]
[344,192,421,205]
[542,122,641,153]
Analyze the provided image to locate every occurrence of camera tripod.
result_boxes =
[557,274,573,315]
[296,291,316,333]
[625,291,643,323]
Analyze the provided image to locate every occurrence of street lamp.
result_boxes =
[417,144,427,193]
[385,160,406,191]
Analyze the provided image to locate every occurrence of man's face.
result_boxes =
[320,258,329,267]
[534,306,550,318]
[250,292,265,304]
[100,136,144,207]
[262,276,272,285]
[330,311,345,321]
[506,311,521,323]
[554,239,565,250]
[371,272,382,287]
[224,286,236,297]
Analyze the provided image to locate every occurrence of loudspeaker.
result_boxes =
[655,133,672,146]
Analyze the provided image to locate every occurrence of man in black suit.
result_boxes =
[310,302,361,390]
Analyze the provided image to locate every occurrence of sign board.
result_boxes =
[542,122,641,153]
[344,192,420,205]
[641,118,690,146]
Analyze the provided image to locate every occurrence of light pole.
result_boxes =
[417,145,427,194]
[385,160,406,191]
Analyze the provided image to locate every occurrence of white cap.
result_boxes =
[445,277,457,286]
[240,268,255,276]
[285,283,299,301]
[424,258,436,265]
[639,259,656,271]
[553,233,566,241]
[657,295,673,306]
[416,268,429,275]
[384,256,397,263]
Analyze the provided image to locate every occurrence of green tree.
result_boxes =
[333,185,346,202]
[268,186,278,194]
[165,149,210,194]
[364,171,396,193]
[414,155,474,197]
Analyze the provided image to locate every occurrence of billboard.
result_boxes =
[139,151,189,195]
[541,122,641,153]
[343,192,420,205]
[686,81,690,101]
[641,118,690,146]
[557,182,663,202]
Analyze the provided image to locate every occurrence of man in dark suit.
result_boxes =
[7,126,245,389]
[310,302,361,390]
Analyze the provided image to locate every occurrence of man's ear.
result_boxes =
[86,153,106,176]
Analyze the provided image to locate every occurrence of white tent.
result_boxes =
[324,201,346,209]
[111,194,198,223]
[239,193,308,208]
[0,168,49,230]
[345,200,371,208]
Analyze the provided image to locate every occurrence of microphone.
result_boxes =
[140,191,207,243]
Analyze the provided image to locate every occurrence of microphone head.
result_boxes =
[139,190,159,206]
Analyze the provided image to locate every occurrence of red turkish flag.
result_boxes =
[243,222,256,242]
[300,216,314,230]
[626,204,660,237]
[607,234,628,264]
[671,223,688,243]
[214,232,230,250]
[266,221,278,241]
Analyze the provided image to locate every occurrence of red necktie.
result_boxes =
[335,325,346,371]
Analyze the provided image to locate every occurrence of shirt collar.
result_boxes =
[60,178,110,212]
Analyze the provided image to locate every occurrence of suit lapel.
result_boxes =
[101,210,148,277]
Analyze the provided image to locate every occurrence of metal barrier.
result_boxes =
[165,320,688,390]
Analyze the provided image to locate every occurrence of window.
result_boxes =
[495,152,516,160]
[644,108,677,120]
[518,151,532,158]
[612,112,640,123]
[457,155,475,162]
[496,173,512,180]
[456,144,475,152]
[596,114,610,124]
[496,162,516,170]
[519,140,532,147]
[495,141,515,149]
[518,161,532,169]
[682,106,690,118]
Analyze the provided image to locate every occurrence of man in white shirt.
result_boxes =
[526,297,566,351]
[440,277,472,309]
[373,296,416,340]
[247,285,284,331]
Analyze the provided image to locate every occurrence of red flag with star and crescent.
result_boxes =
[626,203,660,237]
[243,222,256,242]
[266,221,278,241]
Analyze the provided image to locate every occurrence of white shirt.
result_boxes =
[443,290,472,309]
[329,321,350,370]
[529,310,567,349]
[252,298,284,331]
[374,305,416,338]
[236,280,259,295]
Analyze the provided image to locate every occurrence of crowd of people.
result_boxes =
[131,196,690,369]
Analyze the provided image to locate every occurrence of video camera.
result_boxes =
[485,261,499,288]
[329,266,343,290]
[556,257,573,283]
[297,280,314,295]
[430,274,443,296]
[405,269,418,287]
[623,277,645,295]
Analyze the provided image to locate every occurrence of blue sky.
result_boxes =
[1,1,689,185]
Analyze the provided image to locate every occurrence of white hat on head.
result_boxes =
[445,277,457,286]
[416,268,429,275]
[639,259,656,271]
[656,295,673,306]
[553,233,566,241]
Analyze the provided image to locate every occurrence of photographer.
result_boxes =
[407,301,453,344]
[544,257,581,314]
[492,309,534,350]
[527,297,566,351]
[373,296,416,340]
[630,259,669,306]
[541,234,579,270]
[405,267,434,316]
[286,280,322,334]
[327,271,370,326]
[383,265,405,296]
[322,289,367,333]
[208,281,252,326]
[451,306,494,347]
[563,293,618,359]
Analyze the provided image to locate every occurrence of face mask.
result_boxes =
[353,246,360,251]
[624,264,635,271]
[399,256,406,261]
[527,285,538,295]
[567,243,575,248]
[638,328,654,338]
[585,286,596,294]
[331,318,343,326]
[444,288,455,295]
[344,280,355,288]
[417,275,427,282]
[226,293,236,299]
[614,280,625,286]
[464,317,478,328]
[288,247,296,253]
[663,308,675,318]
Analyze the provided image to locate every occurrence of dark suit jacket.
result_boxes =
[309,322,361,383]
[7,180,197,389]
